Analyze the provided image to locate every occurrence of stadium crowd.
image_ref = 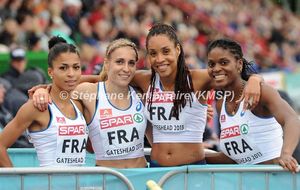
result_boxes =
[0,0,300,73]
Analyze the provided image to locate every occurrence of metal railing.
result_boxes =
[0,167,135,190]
[158,165,300,190]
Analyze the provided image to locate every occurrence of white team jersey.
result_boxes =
[27,100,88,167]
[144,73,207,143]
[219,97,283,164]
[88,82,146,160]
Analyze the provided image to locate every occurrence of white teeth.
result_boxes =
[157,65,168,70]
[119,75,130,78]
[214,75,226,80]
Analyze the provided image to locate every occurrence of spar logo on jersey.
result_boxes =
[220,125,241,139]
[56,117,66,124]
[59,125,85,136]
[220,114,226,123]
[100,114,133,129]
[100,109,112,118]
[148,91,174,103]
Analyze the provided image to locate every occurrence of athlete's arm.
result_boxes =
[80,75,101,83]
[131,70,152,93]
[145,121,153,147]
[28,74,100,103]
[191,69,263,111]
[259,85,300,172]
[0,101,38,167]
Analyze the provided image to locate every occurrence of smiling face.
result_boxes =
[147,35,180,79]
[105,46,137,88]
[207,47,243,89]
[48,52,81,92]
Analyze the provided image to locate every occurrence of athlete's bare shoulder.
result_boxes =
[75,82,98,93]
[132,70,152,92]
[190,69,211,91]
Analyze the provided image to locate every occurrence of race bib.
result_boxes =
[100,114,144,158]
[56,124,88,165]
[220,124,263,164]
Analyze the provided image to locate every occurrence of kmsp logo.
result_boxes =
[136,101,142,112]
[100,109,112,118]
[133,113,144,123]
[56,117,66,124]
[240,124,249,135]
[220,114,226,123]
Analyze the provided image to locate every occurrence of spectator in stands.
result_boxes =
[2,86,27,117]
[1,0,300,73]
[15,10,35,45]
[2,47,47,99]
[80,42,103,75]
[61,0,82,39]
[0,77,32,148]
[3,47,27,80]
[204,38,300,173]
[0,18,19,48]
[0,79,12,130]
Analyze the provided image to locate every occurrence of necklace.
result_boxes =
[226,81,245,115]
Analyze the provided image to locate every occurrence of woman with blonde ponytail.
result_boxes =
[98,66,107,81]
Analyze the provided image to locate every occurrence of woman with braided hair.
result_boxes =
[205,38,300,173]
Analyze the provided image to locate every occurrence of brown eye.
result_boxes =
[74,65,80,70]
[162,49,169,55]
[208,61,215,68]
[116,59,124,65]
[149,51,156,57]
[128,60,136,66]
[59,66,67,70]
[221,60,228,65]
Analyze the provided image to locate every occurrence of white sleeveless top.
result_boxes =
[144,73,207,143]
[88,82,146,160]
[27,100,88,167]
[219,97,283,164]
